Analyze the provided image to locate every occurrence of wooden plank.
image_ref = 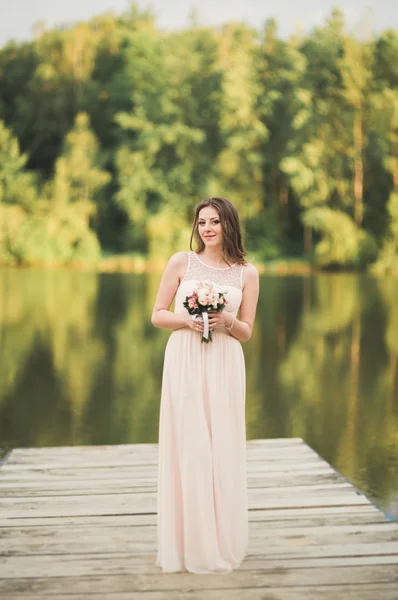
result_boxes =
[2,441,313,459]
[4,445,314,458]
[1,563,398,591]
[1,484,366,503]
[1,520,395,542]
[2,585,397,600]
[4,445,311,463]
[0,493,372,520]
[0,439,396,600]
[0,455,325,472]
[0,484,363,505]
[0,505,386,529]
[2,522,397,557]
[3,447,316,462]
[0,466,336,484]
[0,565,397,594]
[3,438,304,457]
[0,481,354,498]
[1,550,398,579]
[0,472,346,494]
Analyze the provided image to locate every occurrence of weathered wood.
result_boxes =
[3,448,317,464]
[1,456,325,473]
[0,472,346,495]
[0,438,397,600]
[1,550,398,578]
[0,480,353,496]
[3,437,304,457]
[0,564,397,594]
[2,584,397,600]
[0,493,372,520]
[1,480,352,498]
[1,522,397,557]
[0,505,387,530]
[0,465,336,484]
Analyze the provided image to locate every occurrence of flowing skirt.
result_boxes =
[156,327,248,574]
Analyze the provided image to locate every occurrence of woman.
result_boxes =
[151,196,259,573]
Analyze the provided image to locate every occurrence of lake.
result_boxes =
[0,268,397,520]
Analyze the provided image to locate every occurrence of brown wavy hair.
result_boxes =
[189,197,247,266]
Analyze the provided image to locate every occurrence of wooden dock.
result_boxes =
[0,438,397,599]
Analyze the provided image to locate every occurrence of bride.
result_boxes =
[152,196,259,573]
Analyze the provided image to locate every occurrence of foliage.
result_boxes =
[0,6,397,270]
[303,207,378,268]
[0,116,108,264]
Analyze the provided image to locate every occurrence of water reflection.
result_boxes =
[0,268,397,519]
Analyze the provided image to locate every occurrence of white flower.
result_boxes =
[198,289,209,305]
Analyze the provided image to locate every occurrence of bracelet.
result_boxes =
[225,315,236,331]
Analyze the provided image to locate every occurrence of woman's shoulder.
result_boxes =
[166,251,190,278]
[242,260,259,274]
[168,251,189,266]
[241,260,259,285]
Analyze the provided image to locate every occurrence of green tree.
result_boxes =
[338,35,374,229]
[281,10,378,267]
[0,121,39,264]
[42,112,111,261]
[51,112,110,225]
[371,90,398,273]
[303,207,377,268]
[254,18,308,257]
[0,7,397,269]
[211,23,267,219]
[114,27,223,256]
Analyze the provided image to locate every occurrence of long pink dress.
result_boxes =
[156,250,248,573]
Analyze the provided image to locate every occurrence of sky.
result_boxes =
[0,0,395,47]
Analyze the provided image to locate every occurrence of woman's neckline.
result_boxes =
[193,251,236,270]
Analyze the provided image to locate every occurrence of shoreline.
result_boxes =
[0,255,396,276]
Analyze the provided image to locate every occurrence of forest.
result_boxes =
[0,3,397,272]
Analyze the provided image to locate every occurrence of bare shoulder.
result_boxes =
[166,251,189,279]
[242,261,259,285]
[168,251,188,267]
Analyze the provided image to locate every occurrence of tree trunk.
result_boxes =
[279,183,288,240]
[388,351,397,411]
[353,112,363,228]
[304,224,312,256]
[303,274,311,315]
[279,184,288,210]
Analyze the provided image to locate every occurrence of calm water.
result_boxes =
[0,268,397,520]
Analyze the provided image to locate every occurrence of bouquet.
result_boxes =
[183,281,229,343]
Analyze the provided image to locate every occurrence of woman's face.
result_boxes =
[198,206,223,247]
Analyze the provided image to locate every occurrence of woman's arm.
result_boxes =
[151,252,192,330]
[208,263,259,343]
[229,264,259,342]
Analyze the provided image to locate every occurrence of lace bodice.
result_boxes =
[181,251,244,289]
[174,251,244,323]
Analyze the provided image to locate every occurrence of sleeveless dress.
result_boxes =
[156,250,248,574]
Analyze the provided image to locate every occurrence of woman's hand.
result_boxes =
[185,311,233,334]
[208,310,232,331]
[185,314,204,333]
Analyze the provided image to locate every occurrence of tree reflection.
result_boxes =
[0,269,396,518]
[277,273,397,518]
